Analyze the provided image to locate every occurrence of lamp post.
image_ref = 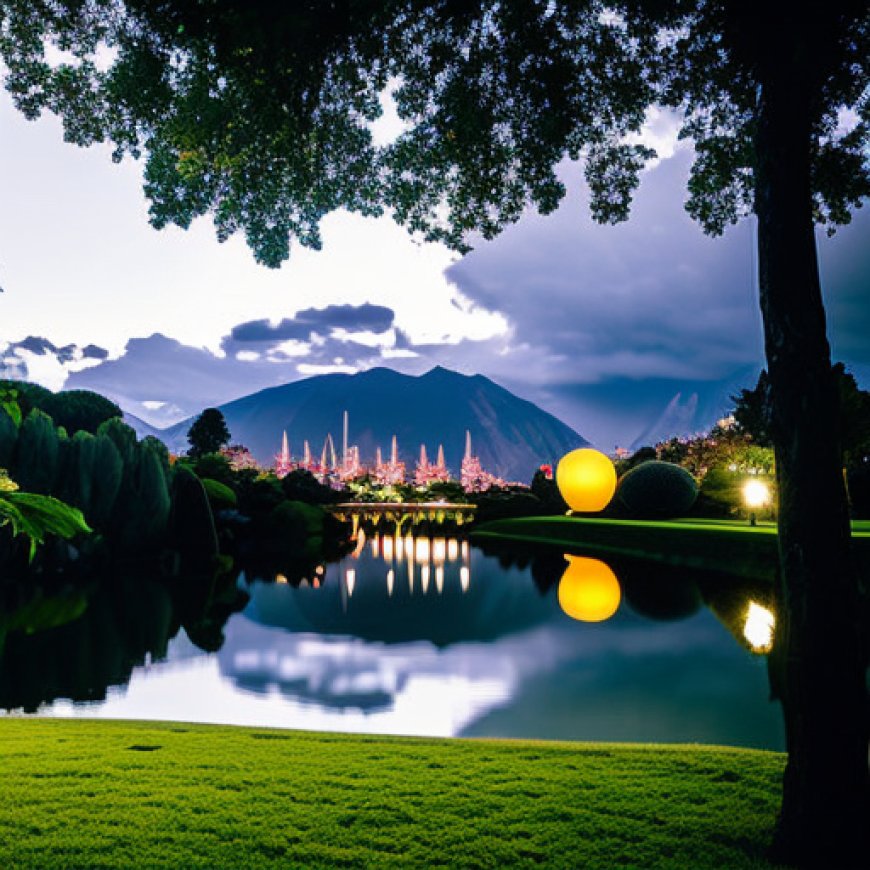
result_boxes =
[742,478,771,526]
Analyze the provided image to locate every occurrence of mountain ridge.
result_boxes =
[161,365,588,482]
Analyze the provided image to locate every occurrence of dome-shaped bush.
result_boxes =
[617,460,698,519]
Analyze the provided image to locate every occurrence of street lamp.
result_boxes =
[742,478,770,526]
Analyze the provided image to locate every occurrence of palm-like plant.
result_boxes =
[0,469,91,560]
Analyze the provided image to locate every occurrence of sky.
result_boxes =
[1,87,868,450]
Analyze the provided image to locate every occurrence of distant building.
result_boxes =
[461,431,504,492]
[274,415,512,490]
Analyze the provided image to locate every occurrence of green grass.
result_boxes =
[472,516,870,580]
[0,720,785,869]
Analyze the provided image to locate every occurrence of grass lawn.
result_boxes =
[471,516,870,580]
[0,720,785,869]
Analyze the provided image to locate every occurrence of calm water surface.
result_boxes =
[2,531,784,749]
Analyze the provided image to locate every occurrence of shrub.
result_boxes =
[236,474,285,517]
[280,468,341,505]
[168,466,220,575]
[847,464,870,519]
[89,432,124,528]
[193,452,235,488]
[0,380,52,418]
[13,410,60,494]
[40,390,122,435]
[698,465,741,514]
[97,417,138,469]
[135,443,172,543]
[201,477,238,510]
[0,407,18,468]
[617,460,699,519]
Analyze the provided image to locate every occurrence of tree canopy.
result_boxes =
[734,364,870,468]
[2,1,866,266]
[0,380,122,434]
[187,407,230,458]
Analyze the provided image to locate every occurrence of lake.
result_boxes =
[0,528,784,750]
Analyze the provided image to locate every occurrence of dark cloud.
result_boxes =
[228,303,395,345]
[15,336,57,356]
[448,149,765,387]
[819,204,870,367]
[229,318,310,343]
[434,147,869,446]
[0,336,110,382]
[82,344,110,360]
[310,303,394,332]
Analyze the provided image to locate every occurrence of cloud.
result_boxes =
[224,303,395,351]
[228,320,308,343]
[0,336,110,390]
[448,148,765,388]
[818,203,870,367]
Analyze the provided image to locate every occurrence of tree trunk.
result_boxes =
[754,46,869,869]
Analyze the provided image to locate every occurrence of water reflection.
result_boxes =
[1,527,785,749]
[480,539,776,656]
[293,530,481,612]
[744,602,776,652]
[249,530,552,647]
[557,556,622,623]
[0,567,249,713]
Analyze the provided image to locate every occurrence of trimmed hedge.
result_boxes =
[618,460,699,519]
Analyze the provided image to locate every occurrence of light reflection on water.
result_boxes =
[3,529,784,749]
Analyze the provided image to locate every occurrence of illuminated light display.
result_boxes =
[556,448,617,512]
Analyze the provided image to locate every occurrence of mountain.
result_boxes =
[122,412,164,441]
[628,366,758,450]
[162,366,588,482]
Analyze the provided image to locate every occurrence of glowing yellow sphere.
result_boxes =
[556,448,617,512]
[557,556,622,623]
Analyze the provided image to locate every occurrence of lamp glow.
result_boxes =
[743,479,770,509]
[556,448,617,512]
[743,478,771,526]
[557,555,621,622]
[743,601,775,652]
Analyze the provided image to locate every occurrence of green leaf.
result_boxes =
[0,492,92,561]
[0,388,22,428]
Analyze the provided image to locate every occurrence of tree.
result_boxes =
[735,364,870,468]
[0,381,122,434]
[732,370,774,448]
[40,389,123,435]
[1,0,868,861]
[186,408,230,459]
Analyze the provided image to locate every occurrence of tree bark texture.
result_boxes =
[754,41,869,870]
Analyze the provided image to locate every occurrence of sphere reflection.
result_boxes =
[557,555,621,622]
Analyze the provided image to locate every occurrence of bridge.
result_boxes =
[330,502,477,533]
